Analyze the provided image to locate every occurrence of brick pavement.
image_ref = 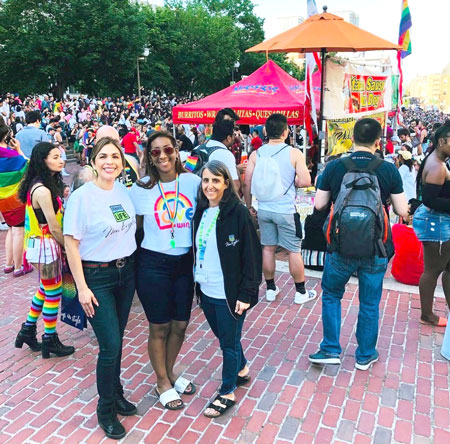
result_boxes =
[0,163,449,443]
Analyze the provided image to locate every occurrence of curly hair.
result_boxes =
[18,142,64,203]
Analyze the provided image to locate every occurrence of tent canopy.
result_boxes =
[172,60,321,125]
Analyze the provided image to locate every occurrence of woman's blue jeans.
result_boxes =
[83,258,135,409]
[201,294,246,395]
[320,252,388,362]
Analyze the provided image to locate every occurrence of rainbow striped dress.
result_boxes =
[0,146,27,226]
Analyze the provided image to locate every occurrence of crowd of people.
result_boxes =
[0,93,449,440]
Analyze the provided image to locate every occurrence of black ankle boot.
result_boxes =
[114,395,137,416]
[15,323,41,351]
[41,333,75,359]
[97,406,126,440]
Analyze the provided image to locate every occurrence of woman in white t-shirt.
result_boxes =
[397,149,416,202]
[64,137,137,440]
[129,131,201,411]
[192,160,262,418]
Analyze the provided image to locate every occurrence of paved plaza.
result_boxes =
[0,225,449,444]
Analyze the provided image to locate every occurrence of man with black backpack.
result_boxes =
[309,118,408,370]
[191,119,240,190]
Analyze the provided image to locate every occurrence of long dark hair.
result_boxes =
[399,154,413,172]
[18,142,64,203]
[137,131,185,189]
[416,122,450,197]
[196,160,240,212]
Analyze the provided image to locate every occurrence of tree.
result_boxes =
[0,0,148,97]
[167,0,304,83]
[141,4,240,95]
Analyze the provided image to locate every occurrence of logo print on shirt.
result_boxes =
[110,204,130,223]
[225,234,239,247]
[154,192,194,230]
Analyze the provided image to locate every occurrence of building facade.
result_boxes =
[406,63,450,112]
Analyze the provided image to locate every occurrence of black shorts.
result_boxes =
[6,221,25,228]
[136,249,194,324]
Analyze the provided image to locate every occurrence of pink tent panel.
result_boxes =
[173,60,321,125]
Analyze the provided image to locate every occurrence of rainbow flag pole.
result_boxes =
[397,0,412,111]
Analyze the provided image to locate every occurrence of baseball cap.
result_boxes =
[398,150,412,161]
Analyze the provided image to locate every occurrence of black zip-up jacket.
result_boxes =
[192,199,262,319]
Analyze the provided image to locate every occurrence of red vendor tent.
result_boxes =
[172,60,321,125]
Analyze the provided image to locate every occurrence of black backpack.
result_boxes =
[189,143,225,176]
[323,157,390,258]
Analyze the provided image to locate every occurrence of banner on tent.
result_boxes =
[343,74,388,114]
[327,111,386,156]
[324,59,392,119]
[174,108,302,124]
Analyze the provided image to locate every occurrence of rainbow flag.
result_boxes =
[185,156,198,172]
[0,148,27,226]
[398,0,412,59]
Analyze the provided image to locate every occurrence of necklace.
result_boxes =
[157,174,180,248]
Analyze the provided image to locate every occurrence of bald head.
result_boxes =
[95,125,120,143]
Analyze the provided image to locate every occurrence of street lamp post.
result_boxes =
[231,61,240,84]
[137,48,150,99]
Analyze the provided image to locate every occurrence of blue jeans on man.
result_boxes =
[315,252,388,365]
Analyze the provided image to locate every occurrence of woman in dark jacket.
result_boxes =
[192,160,262,418]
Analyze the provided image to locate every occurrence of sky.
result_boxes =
[253,0,448,83]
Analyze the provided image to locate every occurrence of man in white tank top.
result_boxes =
[244,113,317,305]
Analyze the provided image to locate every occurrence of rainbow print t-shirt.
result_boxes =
[129,173,201,254]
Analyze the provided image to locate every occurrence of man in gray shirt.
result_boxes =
[15,111,50,158]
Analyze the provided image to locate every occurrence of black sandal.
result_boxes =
[204,395,236,418]
[236,374,251,386]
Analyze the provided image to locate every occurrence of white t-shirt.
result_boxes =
[129,173,201,255]
[207,140,239,180]
[399,164,417,201]
[63,181,137,261]
[195,207,225,299]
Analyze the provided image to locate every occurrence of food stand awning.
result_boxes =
[172,60,321,125]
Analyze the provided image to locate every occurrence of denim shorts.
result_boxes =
[413,204,450,243]
[258,210,301,252]
[136,249,194,324]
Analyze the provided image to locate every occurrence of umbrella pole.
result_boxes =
[319,48,326,163]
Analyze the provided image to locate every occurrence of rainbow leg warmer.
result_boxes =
[25,283,45,325]
[41,276,62,336]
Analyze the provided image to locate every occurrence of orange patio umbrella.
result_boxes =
[246,6,401,158]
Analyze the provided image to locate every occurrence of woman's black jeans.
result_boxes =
[83,257,135,410]
[201,293,247,396]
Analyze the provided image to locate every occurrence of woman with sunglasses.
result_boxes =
[129,131,201,410]
[193,160,262,418]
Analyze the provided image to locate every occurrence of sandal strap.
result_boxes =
[207,401,227,414]
[214,395,236,408]
[174,376,191,394]
[158,388,181,407]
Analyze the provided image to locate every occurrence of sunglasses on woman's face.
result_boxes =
[150,146,175,157]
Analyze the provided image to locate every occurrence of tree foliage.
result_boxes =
[0,0,304,97]
[0,0,147,97]
[141,4,240,96]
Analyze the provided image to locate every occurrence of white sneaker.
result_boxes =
[0,222,8,231]
[265,286,280,302]
[294,289,317,305]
